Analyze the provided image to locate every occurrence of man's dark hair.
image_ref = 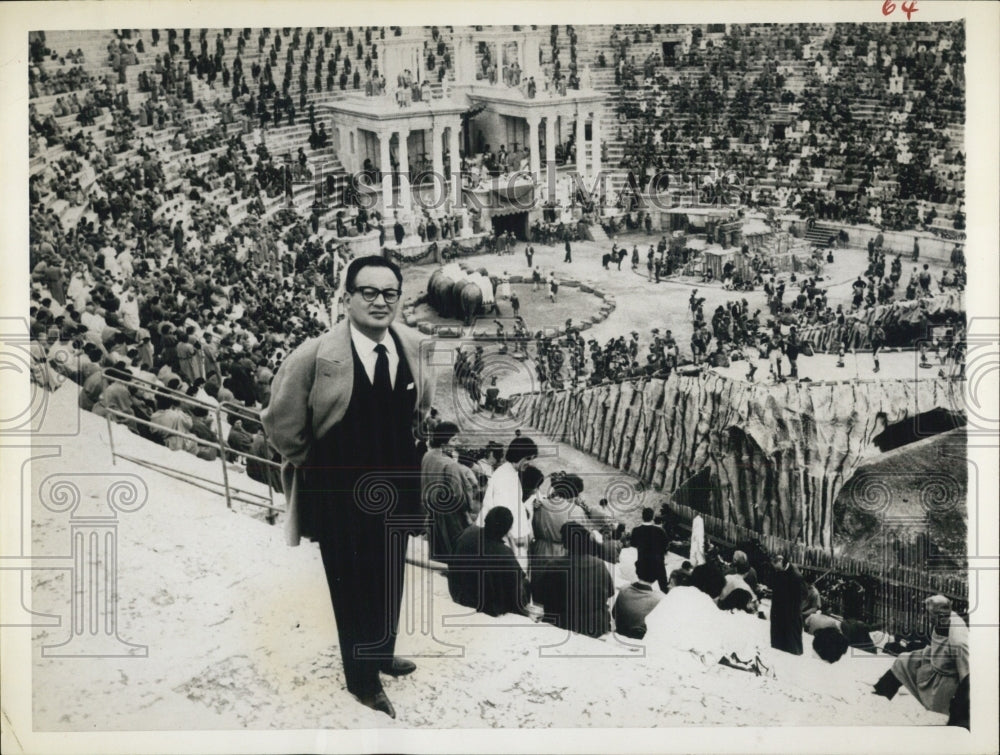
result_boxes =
[717,588,754,612]
[551,473,583,499]
[635,559,658,583]
[505,435,538,464]
[429,420,460,448]
[519,464,544,499]
[641,507,654,522]
[344,255,402,292]
[689,563,726,598]
[484,506,514,541]
[812,627,849,663]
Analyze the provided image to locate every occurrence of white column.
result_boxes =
[431,124,443,179]
[379,129,393,212]
[575,110,587,178]
[337,126,349,171]
[431,123,444,206]
[527,115,540,179]
[591,110,602,180]
[545,115,556,166]
[449,120,461,206]
[397,128,410,213]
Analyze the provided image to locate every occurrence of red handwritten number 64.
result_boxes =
[883,0,919,20]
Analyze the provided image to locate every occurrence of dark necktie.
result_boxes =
[374,343,392,393]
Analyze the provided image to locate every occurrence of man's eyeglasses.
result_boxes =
[349,286,401,304]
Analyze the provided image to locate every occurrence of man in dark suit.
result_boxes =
[629,507,669,592]
[263,256,435,719]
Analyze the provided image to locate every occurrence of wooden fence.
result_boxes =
[662,499,968,637]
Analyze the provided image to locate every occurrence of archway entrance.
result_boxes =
[490,211,529,240]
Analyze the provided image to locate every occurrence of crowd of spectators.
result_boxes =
[607,22,965,236]
[26,29,378,466]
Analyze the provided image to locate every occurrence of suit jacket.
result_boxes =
[261,320,435,546]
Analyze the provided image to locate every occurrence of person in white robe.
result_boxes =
[475,436,538,572]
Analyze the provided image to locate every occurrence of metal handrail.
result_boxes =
[100,369,263,425]
[98,370,283,519]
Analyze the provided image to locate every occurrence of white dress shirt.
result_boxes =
[349,323,399,388]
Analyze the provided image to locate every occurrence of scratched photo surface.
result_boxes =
[4,2,999,754]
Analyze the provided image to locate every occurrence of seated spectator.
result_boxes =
[612,560,665,640]
[448,507,530,618]
[226,418,254,458]
[91,368,139,433]
[806,613,879,662]
[716,573,759,613]
[187,405,220,461]
[79,364,108,411]
[801,574,822,620]
[531,521,615,638]
[530,472,591,560]
[149,395,196,453]
[581,496,617,537]
[872,595,969,724]
[727,549,758,593]
[421,421,479,565]
[247,424,282,492]
[668,560,694,588]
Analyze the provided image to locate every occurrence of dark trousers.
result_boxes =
[317,504,409,698]
[873,668,902,699]
[637,558,669,593]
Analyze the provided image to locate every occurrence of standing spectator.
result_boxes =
[261,255,435,720]
[871,323,885,373]
[630,507,669,592]
[475,434,539,572]
[769,553,805,655]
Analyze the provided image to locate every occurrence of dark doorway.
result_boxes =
[871,409,965,453]
[671,466,715,517]
[662,41,679,63]
[491,211,529,239]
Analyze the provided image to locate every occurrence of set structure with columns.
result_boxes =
[315,25,608,234]
[324,103,467,216]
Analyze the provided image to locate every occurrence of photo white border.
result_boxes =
[1,2,997,753]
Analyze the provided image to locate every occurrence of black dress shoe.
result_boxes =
[379,657,416,677]
[358,690,396,719]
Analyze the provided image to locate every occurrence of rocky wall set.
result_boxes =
[795,291,964,352]
[509,372,966,548]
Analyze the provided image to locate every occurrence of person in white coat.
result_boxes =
[476,435,539,571]
[689,513,706,567]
